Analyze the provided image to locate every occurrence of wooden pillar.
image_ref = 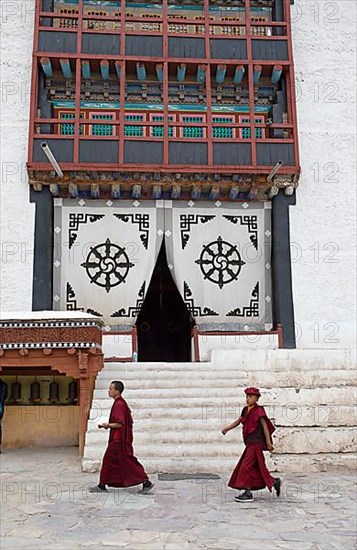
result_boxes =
[271,190,297,348]
[30,187,53,310]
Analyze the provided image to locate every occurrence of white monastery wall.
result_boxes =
[0,1,35,311]
[0,1,356,357]
[291,0,356,351]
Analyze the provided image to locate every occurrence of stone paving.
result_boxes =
[0,448,356,550]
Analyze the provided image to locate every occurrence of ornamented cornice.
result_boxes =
[0,321,101,329]
[0,342,99,350]
[0,321,103,350]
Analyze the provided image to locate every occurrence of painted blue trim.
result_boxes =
[100,62,109,81]
[233,66,245,84]
[51,100,270,113]
[196,67,206,84]
[81,60,91,79]
[60,59,72,79]
[156,64,163,82]
[216,65,227,84]
[271,66,283,84]
[115,62,121,79]
[40,58,53,78]
[177,64,186,83]
[136,63,147,81]
[253,67,262,84]
[56,0,270,14]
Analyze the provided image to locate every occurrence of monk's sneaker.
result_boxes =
[235,491,254,502]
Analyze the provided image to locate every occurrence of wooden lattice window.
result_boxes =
[239,116,265,139]
[56,8,79,29]
[84,10,108,30]
[181,115,206,139]
[90,112,115,136]
[150,114,175,138]
[194,15,213,34]
[212,116,234,139]
[140,11,162,32]
[251,16,270,36]
[124,113,144,137]
[59,112,83,135]
[219,16,242,36]
[140,21,162,32]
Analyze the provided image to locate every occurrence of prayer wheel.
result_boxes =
[49,378,60,402]
[11,380,22,402]
[29,379,41,402]
[68,379,78,403]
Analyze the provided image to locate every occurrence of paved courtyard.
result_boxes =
[0,448,356,550]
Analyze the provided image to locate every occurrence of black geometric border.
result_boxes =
[114,213,150,249]
[223,215,258,250]
[226,282,260,317]
[68,213,105,249]
[111,281,146,318]
[180,214,215,250]
[183,281,218,317]
[65,282,102,316]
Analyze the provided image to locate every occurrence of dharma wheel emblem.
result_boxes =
[195,236,245,289]
[81,238,134,293]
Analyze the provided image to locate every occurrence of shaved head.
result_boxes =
[111,381,124,394]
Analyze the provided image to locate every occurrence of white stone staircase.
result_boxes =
[83,349,357,474]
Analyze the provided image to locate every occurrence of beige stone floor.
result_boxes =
[0,447,356,550]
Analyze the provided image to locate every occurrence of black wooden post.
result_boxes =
[30,187,53,310]
[271,189,297,348]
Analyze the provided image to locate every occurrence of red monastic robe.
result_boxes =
[99,396,148,487]
[228,404,276,492]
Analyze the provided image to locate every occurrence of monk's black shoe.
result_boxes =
[235,491,254,502]
[140,481,154,494]
[89,485,108,493]
[274,477,281,497]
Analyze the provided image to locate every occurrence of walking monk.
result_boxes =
[222,387,281,502]
[90,381,154,494]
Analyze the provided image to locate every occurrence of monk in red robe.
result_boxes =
[222,387,281,502]
[89,381,154,494]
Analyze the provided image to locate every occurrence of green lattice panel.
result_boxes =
[213,127,233,138]
[60,113,75,135]
[242,127,251,139]
[182,116,204,123]
[60,113,83,135]
[92,114,114,136]
[152,127,174,137]
[151,116,174,137]
[183,127,204,138]
[241,118,264,139]
[124,114,144,121]
[213,117,233,124]
[124,125,144,137]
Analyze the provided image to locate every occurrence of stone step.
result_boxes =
[93,387,243,400]
[87,404,357,428]
[84,427,355,454]
[84,356,356,474]
[91,386,356,408]
[102,354,355,373]
[82,453,356,475]
[96,369,357,388]
[210,349,353,371]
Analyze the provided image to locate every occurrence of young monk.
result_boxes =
[89,380,154,494]
[222,387,281,502]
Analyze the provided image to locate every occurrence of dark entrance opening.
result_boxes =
[136,243,194,362]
